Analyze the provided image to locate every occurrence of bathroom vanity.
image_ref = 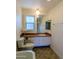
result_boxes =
[20,32,51,47]
[32,37,51,47]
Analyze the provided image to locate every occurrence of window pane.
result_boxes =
[26,16,34,23]
[26,24,34,30]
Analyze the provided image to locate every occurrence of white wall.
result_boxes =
[42,1,63,59]
[16,7,22,40]
[49,1,63,59]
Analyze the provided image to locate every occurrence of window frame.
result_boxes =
[25,15,35,31]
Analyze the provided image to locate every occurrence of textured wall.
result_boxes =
[49,1,63,59]
[41,1,63,59]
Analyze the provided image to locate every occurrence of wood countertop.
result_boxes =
[20,32,51,37]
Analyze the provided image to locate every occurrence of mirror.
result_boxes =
[45,20,51,30]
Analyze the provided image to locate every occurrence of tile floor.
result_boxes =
[33,47,59,59]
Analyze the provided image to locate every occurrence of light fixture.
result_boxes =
[36,9,40,16]
[47,0,51,2]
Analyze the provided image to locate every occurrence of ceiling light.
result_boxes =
[36,9,40,16]
[47,0,51,2]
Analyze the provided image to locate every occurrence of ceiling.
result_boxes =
[16,0,62,13]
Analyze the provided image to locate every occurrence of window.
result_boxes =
[26,16,35,31]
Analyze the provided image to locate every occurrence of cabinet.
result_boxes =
[32,37,51,47]
[20,32,51,47]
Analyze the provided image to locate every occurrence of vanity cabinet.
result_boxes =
[32,37,51,47]
[20,32,51,47]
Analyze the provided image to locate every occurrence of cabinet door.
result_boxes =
[32,37,41,46]
[32,37,51,47]
[39,37,51,46]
